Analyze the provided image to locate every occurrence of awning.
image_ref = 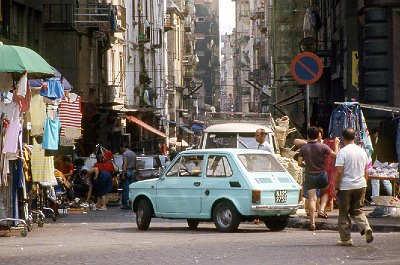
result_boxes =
[126,116,167,138]
[180,126,194,134]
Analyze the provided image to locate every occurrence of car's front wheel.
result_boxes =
[136,199,152,230]
[213,201,241,232]
[263,216,289,231]
[187,219,200,230]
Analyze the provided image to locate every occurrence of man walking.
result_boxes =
[120,144,137,210]
[297,126,339,230]
[335,128,374,246]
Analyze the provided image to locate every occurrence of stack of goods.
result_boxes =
[276,155,303,185]
[367,161,399,179]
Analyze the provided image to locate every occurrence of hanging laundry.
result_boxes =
[42,116,61,150]
[13,85,31,113]
[40,79,65,100]
[30,139,56,183]
[27,91,47,136]
[2,119,21,154]
[59,93,82,137]
[17,72,28,97]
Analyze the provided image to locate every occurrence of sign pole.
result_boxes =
[290,52,323,130]
[306,84,310,128]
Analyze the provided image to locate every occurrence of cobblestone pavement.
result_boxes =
[1,205,400,265]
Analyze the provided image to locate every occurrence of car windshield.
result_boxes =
[205,133,270,149]
[237,154,286,172]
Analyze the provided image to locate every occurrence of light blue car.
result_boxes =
[129,148,301,232]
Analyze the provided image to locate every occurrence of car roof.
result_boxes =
[179,148,272,156]
[204,123,273,133]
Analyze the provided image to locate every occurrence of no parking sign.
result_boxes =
[290,52,323,85]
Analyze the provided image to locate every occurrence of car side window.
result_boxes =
[166,155,203,177]
[206,155,233,178]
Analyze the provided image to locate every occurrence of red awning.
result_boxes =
[126,116,167,138]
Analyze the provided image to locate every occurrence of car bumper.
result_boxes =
[251,204,301,211]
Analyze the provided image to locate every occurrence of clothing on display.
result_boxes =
[59,94,82,137]
[42,116,61,150]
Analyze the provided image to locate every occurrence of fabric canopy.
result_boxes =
[126,116,167,138]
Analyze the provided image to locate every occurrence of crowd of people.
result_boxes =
[53,144,141,211]
[51,124,380,247]
[289,126,374,246]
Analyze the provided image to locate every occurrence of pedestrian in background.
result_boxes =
[81,166,113,211]
[335,127,374,246]
[297,126,339,230]
[255,128,273,153]
[119,144,137,210]
[370,127,392,200]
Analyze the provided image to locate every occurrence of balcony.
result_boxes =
[101,84,125,106]
[248,68,269,82]
[43,3,126,33]
[183,68,195,80]
[164,13,174,31]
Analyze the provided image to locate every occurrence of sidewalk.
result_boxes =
[288,205,400,232]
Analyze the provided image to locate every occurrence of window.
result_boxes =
[238,154,286,172]
[166,155,204,177]
[206,155,233,178]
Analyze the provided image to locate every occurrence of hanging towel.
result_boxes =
[30,140,56,183]
[42,117,61,150]
[59,94,82,137]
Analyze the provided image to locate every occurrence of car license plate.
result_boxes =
[275,190,287,203]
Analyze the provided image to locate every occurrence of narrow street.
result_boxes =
[1,205,400,265]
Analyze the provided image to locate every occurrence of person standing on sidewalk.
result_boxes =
[297,126,339,230]
[335,128,374,246]
[119,144,137,210]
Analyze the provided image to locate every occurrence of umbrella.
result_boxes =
[29,67,73,90]
[0,42,54,79]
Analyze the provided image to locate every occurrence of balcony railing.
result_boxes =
[43,3,126,32]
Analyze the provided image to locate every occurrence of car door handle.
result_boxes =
[194,182,201,187]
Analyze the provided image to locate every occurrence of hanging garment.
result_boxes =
[27,92,47,136]
[11,159,24,221]
[0,101,20,122]
[59,94,82,137]
[2,120,21,154]
[13,85,31,113]
[42,116,61,150]
[17,73,27,97]
[40,79,65,100]
[30,140,56,183]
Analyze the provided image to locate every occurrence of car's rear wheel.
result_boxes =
[263,216,289,231]
[213,201,240,232]
[136,199,152,230]
[187,219,200,229]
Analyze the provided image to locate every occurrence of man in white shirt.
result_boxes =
[255,128,273,153]
[335,128,374,246]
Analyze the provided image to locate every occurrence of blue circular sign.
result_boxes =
[290,52,323,85]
